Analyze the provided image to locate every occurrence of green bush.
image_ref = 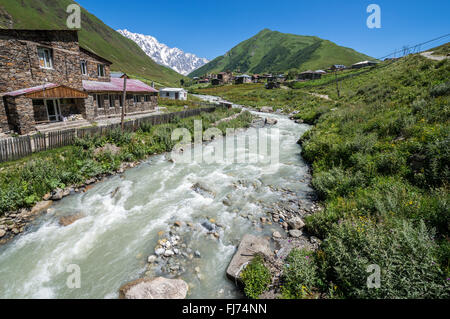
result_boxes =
[282,249,320,299]
[240,255,272,299]
[320,218,449,299]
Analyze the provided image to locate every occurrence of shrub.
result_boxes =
[282,249,320,299]
[320,218,449,299]
[240,255,272,299]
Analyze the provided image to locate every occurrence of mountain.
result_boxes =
[0,0,185,86]
[118,29,208,76]
[189,29,374,77]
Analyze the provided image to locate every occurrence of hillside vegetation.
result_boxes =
[190,29,373,77]
[197,52,450,298]
[0,0,185,86]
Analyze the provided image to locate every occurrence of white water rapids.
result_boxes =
[0,96,314,299]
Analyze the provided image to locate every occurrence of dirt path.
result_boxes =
[420,51,449,61]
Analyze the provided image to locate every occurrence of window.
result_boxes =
[166,92,170,97]
[97,64,105,77]
[144,95,150,102]
[38,47,53,69]
[109,95,115,108]
[133,95,140,104]
[80,61,87,75]
[117,95,123,107]
[96,94,104,109]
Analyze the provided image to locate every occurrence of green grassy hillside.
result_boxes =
[189,29,373,77]
[0,0,185,86]
[196,52,450,299]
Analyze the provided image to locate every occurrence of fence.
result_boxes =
[0,106,219,163]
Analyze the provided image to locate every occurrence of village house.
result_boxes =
[297,70,322,81]
[159,88,188,101]
[351,60,379,69]
[212,71,233,85]
[234,74,252,84]
[0,29,158,135]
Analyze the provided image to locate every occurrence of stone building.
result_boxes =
[0,29,158,135]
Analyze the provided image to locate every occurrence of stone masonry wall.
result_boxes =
[5,96,34,135]
[79,49,111,83]
[0,96,9,133]
[0,30,83,93]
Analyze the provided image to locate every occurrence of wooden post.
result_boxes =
[335,70,340,98]
[121,74,127,131]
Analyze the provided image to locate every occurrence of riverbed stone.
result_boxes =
[119,277,188,299]
[164,250,175,257]
[288,217,305,230]
[59,213,85,227]
[155,248,165,256]
[192,182,216,198]
[289,230,303,238]
[272,231,282,239]
[148,255,157,263]
[0,229,6,238]
[31,201,53,215]
[51,188,64,201]
[260,106,274,113]
[226,234,273,282]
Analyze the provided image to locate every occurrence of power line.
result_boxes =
[376,33,450,61]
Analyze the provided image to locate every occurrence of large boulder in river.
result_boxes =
[226,235,273,282]
[119,277,188,299]
[287,217,305,230]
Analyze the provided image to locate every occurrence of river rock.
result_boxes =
[272,231,282,239]
[289,230,303,238]
[226,235,273,282]
[51,188,64,201]
[288,217,305,230]
[59,213,85,227]
[201,221,215,232]
[194,250,201,258]
[265,118,278,126]
[164,250,175,257]
[119,277,188,299]
[192,182,215,198]
[148,255,157,263]
[260,106,274,113]
[0,229,6,238]
[31,201,53,215]
[155,248,165,256]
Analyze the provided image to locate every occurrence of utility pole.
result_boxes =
[335,70,340,99]
[121,74,128,131]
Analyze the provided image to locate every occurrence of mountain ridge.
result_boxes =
[189,29,374,77]
[118,29,208,76]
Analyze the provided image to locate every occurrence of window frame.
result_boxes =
[80,60,88,76]
[38,47,53,69]
[97,64,106,77]
[96,94,104,109]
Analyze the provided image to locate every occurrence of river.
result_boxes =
[0,96,314,299]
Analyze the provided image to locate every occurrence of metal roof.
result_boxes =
[159,88,187,92]
[5,83,59,97]
[82,78,158,93]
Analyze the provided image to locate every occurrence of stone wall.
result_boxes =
[4,96,34,135]
[0,30,83,92]
[0,96,9,132]
[79,48,111,83]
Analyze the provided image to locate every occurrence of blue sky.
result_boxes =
[76,0,450,60]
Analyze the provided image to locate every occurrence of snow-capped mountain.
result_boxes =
[117,29,209,76]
